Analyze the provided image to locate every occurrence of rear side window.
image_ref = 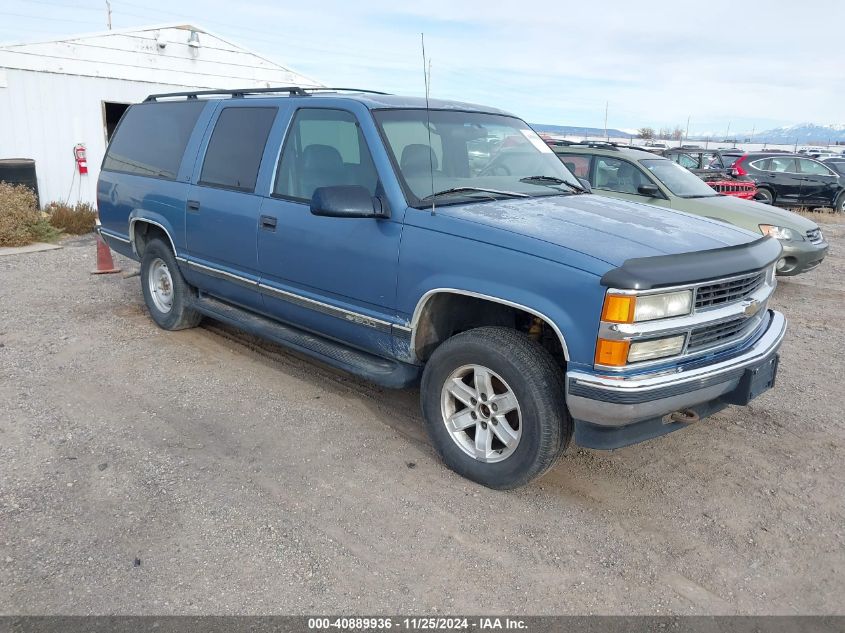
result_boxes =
[718,154,742,168]
[769,157,798,173]
[199,107,277,192]
[103,101,205,179]
[673,153,699,169]
[556,153,591,179]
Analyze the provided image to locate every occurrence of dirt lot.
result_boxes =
[1,219,843,616]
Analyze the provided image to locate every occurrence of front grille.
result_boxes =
[709,181,755,194]
[807,228,823,244]
[695,271,765,309]
[687,312,765,353]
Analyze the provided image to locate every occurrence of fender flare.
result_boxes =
[128,214,178,257]
[408,288,570,362]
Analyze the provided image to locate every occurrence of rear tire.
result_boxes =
[420,326,571,489]
[755,187,774,205]
[140,239,201,331]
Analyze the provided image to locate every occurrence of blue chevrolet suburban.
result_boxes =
[97,87,786,489]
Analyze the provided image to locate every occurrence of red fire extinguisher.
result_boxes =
[74,144,88,175]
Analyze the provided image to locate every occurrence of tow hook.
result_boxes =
[667,409,700,424]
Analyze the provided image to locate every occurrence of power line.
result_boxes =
[21,0,102,11]
[0,10,99,25]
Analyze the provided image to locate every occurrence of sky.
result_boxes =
[1,0,843,134]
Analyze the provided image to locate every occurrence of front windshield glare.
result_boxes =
[641,159,718,198]
[373,109,582,206]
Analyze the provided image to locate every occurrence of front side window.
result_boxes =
[640,159,718,197]
[274,109,379,201]
[103,101,206,179]
[797,158,834,176]
[200,107,277,192]
[594,156,652,195]
[373,109,582,207]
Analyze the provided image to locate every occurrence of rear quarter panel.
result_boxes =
[96,101,217,258]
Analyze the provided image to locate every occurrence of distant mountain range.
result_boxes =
[534,122,845,145]
[741,123,845,144]
[532,124,633,139]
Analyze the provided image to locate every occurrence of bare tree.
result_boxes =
[638,127,655,140]
[672,126,684,141]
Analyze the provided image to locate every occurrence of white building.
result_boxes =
[0,24,322,206]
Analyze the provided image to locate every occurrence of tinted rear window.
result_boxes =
[103,101,206,179]
[199,107,277,192]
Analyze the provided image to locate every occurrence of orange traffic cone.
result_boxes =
[91,234,121,275]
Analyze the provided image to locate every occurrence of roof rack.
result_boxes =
[144,86,390,102]
[556,141,622,151]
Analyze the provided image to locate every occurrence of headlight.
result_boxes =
[760,224,803,241]
[628,335,686,362]
[601,290,692,323]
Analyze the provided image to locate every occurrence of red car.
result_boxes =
[663,147,757,199]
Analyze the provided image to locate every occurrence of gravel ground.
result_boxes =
[1,221,843,615]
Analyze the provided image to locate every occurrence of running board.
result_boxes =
[191,295,421,389]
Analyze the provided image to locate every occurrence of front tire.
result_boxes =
[420,326,571,489]
[834,192,845,213]
[140,239,201,330]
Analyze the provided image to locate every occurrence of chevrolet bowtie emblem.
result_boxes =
[743,300,760,317]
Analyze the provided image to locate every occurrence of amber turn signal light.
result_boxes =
[601,294,636,323]
[595,338,630,366]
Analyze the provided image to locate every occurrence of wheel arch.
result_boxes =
[409,288,570,364]
[129,216,178,258]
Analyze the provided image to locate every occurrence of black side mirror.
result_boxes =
[310,185,387,218]
[577,177,592,193]
[637,184,662,197]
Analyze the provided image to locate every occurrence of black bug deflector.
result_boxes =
[600,236,783,291]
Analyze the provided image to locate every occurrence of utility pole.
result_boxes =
[725,121,731,142]
[604,101,609,141]
[105,0,112,30]
[684,115,690,145]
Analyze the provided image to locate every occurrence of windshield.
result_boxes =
[373,109,582,207]
[640,159,718,197]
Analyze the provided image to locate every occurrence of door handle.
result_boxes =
[187,200,200,213]
[260,215,277,231]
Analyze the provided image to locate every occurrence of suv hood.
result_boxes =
[680,194,819,233]
[427,194,760,267]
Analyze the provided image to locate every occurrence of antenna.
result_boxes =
[421,33,435,215]
[604,101,608,141]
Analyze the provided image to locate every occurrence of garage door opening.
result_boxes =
[103,101,131,141]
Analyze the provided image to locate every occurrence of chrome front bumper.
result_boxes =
[566,309,786,428]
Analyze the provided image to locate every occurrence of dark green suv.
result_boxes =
[552,142,828,276]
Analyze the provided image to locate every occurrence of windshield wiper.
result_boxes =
[519,175,587,193]
[420,187,529,202]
